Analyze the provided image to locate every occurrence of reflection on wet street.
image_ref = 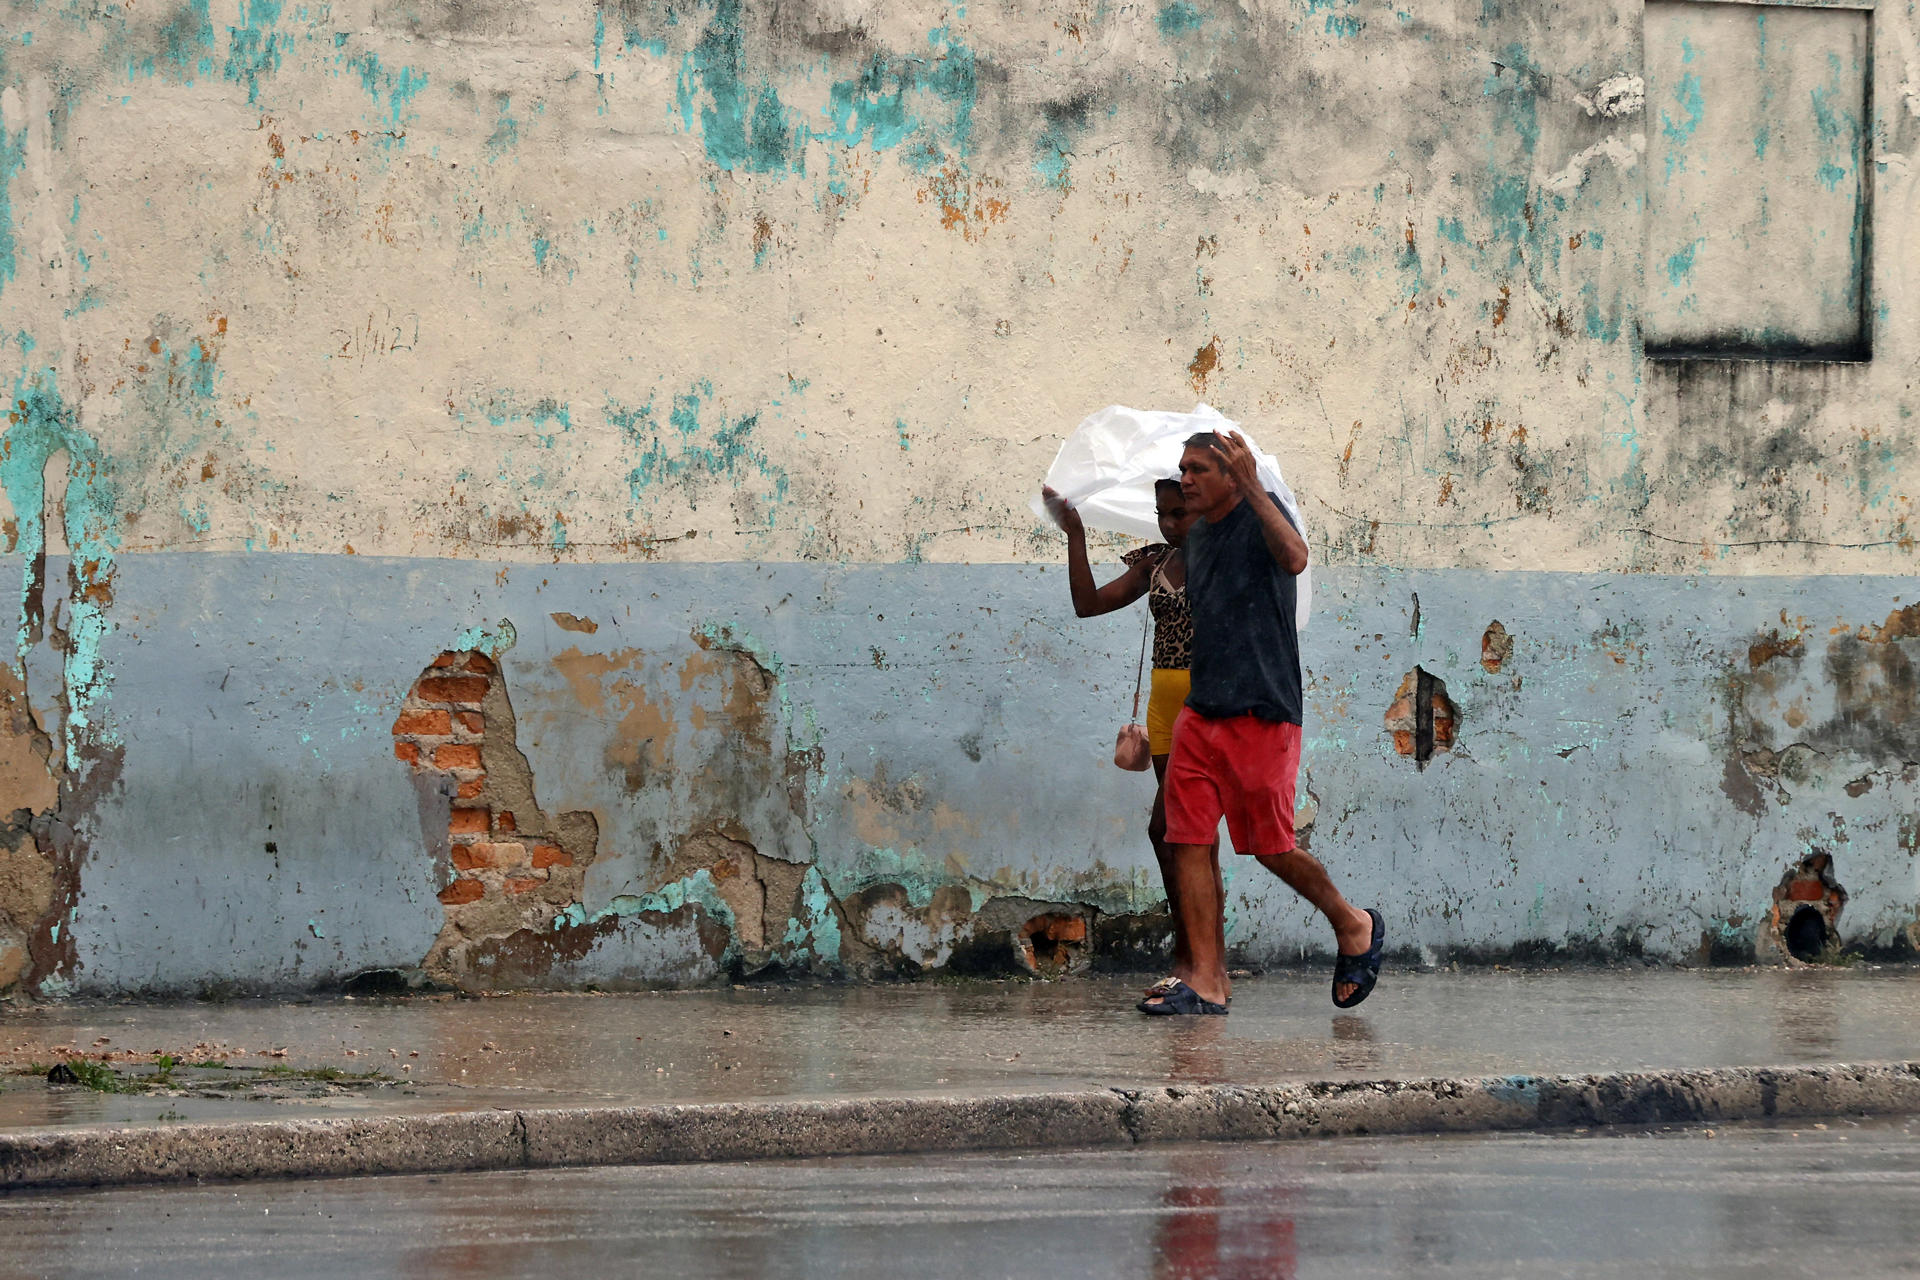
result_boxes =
[5,1119,1917,1278]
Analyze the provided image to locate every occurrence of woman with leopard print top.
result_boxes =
[1040,477,1219,1000]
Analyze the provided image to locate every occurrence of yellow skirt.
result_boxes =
[1145,667,1190,757]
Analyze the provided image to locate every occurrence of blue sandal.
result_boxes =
[1332,909,1385,1009]
[1139,979,1229,1016]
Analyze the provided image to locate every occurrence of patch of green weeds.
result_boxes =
[258,1064,393,1084]
[63,1059,131,1093]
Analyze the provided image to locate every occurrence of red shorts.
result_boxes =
[1163,709,1302,855]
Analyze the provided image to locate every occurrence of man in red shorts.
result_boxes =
[1141,430,1383,1015]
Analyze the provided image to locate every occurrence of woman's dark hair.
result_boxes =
[1153,478,1183,499]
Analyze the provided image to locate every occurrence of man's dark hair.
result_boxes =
[1183,431,1223,452]
[1153,477,1183,497]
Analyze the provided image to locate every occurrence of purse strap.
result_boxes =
[1130,606,1150,720]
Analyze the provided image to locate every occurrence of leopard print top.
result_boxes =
[1122,544,1193,671]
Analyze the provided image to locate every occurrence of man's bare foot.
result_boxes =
[1143,968,1229,1009]
[1332,907,1373,1004]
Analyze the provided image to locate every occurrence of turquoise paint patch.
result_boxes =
[1660,70,1703,146]
[1488,1074,1541,1107]
[149,0,217,82]
[1435,216,1467,245]
[1155,2,1204,36]
[818,56,917,153]
[610,383,789,515]
[1306,0,1364,39]
[0,370,120,769]
[669,4,976,176]
[223,0,287,104]
[674,0,797,174]
[450,617,517,660]
[1482,175,1529,267]
[1808,71,1859,194]
[531,234,551,268]
[486,97,520,159]
[1032,96,1093,190]
[552,870,741,961]
[780,866,843,965]
[346,50,428,129]
[894,420,911,451]
[0,117,23,292]
[833,845,976,911]
[1664,238,1701,286]
[1580,282,1621,342]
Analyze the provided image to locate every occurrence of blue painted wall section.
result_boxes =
[0,555,1906,994]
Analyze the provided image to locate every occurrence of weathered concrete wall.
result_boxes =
[3,0,1919,992]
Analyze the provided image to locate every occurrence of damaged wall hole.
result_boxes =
[1481,621,1513,674]
[1385,666,1455,766]
[1017,912,1089,975]
[391,649,600,984]
[1769,852,1848,963]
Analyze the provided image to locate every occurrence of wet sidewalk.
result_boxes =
[5,967,1918,1131]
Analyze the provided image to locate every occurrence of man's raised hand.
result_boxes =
[1217,431,1263,497]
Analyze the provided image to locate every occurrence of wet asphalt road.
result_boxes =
[5,1118,1918,1278]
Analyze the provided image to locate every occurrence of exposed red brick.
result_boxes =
[456,711,484,733]
[449,807,490,835]
[394,709,453,736]
[416,676,489,705]
[431,652,461,668]
[394,741,420,765]
[1045,916,1087,944]
[505,875,543,895]
[450,845,479,872]
[1787,880,1827,902]
[531,844,571,869]
[1392,730,1415,756]
[435,743,483,769]
[465,652,497,674]
[456,777,486,800]
[437,879,485,905]
[495,811,516,833]
[467,842,524,869]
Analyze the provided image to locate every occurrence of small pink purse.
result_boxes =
[1113,613,1152,771]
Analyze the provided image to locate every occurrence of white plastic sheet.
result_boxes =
[1030,403,1311,630]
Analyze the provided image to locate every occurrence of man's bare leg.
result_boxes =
[1253,848,1372,1003]
[1209,845,1228,999]
[1151,841,1229,1006]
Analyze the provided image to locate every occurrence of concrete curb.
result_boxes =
[3,1061,1916,1191]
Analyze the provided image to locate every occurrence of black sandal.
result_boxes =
[1332,908,1384,1009]
[1136,976,1181,1012]
[1139,979,1229,1016]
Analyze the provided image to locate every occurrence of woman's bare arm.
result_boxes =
[1042,486,1153,617]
